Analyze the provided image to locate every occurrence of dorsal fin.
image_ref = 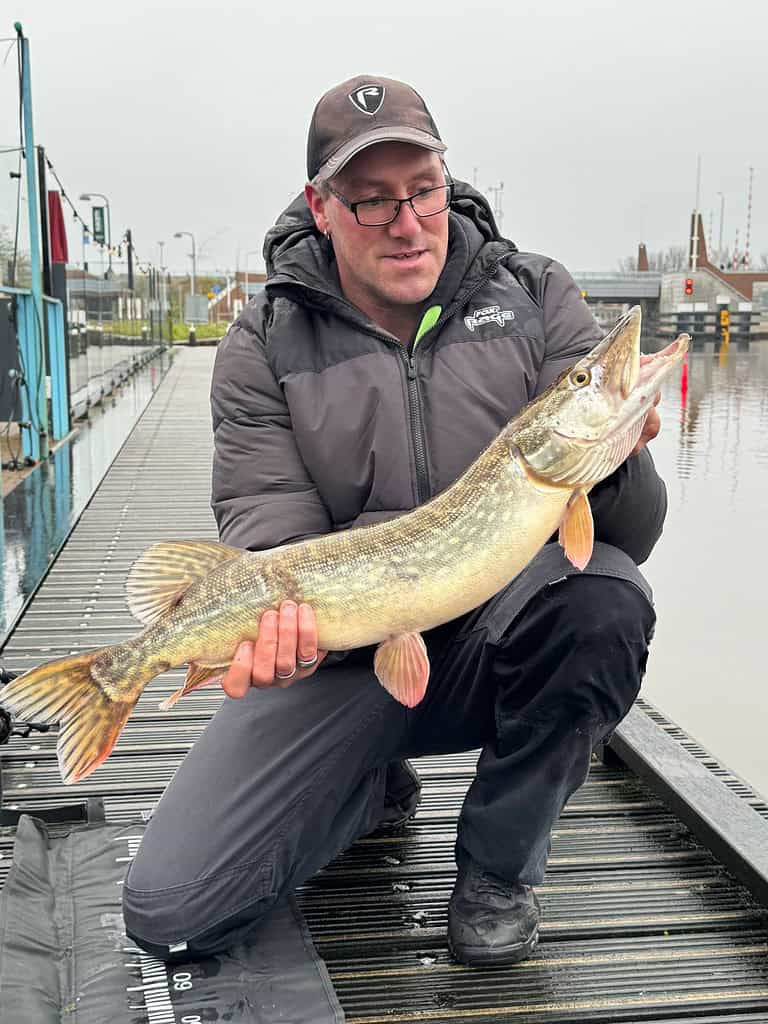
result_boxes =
[126,540,242,626]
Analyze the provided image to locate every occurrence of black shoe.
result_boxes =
[448,857,541,966]
[376,759,421,830]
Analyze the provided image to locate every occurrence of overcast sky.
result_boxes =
[2,0,766,277]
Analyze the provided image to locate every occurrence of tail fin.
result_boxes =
[1,650,139,784]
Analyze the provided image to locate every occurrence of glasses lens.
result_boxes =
[356,198,400,225]
[411,185,452,217]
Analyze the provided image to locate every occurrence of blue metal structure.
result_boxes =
[17,27,48,456]
[44,296,69,440]
[0,287,70,461]
[6,287,44,462]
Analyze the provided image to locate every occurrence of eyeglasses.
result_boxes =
[328,182,454,226]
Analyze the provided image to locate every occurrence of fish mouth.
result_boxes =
[551,310,689,460]
[635,334,689,394]
[587,305,689,401]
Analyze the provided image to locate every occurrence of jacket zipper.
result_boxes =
[428,256,504,335]
[402,348,429,504]
[401,258,504,504]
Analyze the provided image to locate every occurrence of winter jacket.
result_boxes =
[210,183,665,605]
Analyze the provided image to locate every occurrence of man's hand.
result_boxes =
[222,601,327,698]
[630,393,661,456]
[630,355,661,456]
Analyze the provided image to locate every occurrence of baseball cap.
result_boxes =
[307,75,446,182]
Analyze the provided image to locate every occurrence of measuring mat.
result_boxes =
[0,815,344,1023]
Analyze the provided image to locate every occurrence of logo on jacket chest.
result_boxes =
[464,304,516,332]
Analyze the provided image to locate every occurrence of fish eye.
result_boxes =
[569,369,591,388]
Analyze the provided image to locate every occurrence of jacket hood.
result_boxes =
[262,181,516,300]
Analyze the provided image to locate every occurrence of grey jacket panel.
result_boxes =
[211,183,667,570]
[211,315,332,550]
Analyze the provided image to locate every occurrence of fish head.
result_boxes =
[511,306,689,488]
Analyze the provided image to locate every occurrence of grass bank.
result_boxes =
[86,320,231,341]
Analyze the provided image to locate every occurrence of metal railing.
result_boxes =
[658,310,761,337]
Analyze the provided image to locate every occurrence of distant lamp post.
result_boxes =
[157,241,168,329]
[174,231,197,296]
[244,249,260,312]
[80,191,113,277]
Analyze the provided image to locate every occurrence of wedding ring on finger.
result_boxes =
[297,655,318,669]
[275,666,297,680]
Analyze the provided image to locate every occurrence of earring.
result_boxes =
[323,228,331,240]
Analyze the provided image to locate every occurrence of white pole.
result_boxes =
[717,192,725,266]
[691,155,702,272]
[745,165,754,269]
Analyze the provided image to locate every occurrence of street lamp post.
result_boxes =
[79,192,112,277]
[174,231,197,297]
[157,241,167,339]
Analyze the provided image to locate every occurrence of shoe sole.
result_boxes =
[373,810,417,832]
[447,927,539,967]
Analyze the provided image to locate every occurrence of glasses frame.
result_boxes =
[327,181,454,227]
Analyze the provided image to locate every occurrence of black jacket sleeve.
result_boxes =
[210,306,332,550]
[536,259,668,564]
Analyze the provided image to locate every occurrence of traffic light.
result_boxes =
[684,278,694,296]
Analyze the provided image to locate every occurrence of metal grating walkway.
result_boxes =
[2,347,768,1022]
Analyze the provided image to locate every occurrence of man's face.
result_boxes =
[308,142,450,313]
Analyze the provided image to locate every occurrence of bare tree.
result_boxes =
[661,245,688,271]
[617,245,687,272]
[0,224,31,286]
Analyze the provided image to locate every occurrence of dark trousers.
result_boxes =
[123,573,654,959]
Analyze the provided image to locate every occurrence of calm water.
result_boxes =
[642,337,768,798]
[0,352,171,645]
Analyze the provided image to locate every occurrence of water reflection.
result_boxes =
[0,350,171,643]
[643,337,768,798]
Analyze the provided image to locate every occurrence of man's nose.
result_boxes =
[387,199,421,236]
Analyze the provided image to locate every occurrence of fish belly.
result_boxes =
[296,462,570,650]
[143,453,570,663]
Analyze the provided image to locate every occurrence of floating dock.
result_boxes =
[2,348,768,1022]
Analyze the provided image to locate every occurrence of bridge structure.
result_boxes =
[571,269,767,338]
[570,271,663,333]
[572,271,663,303]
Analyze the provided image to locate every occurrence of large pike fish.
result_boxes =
[2,307,688,784]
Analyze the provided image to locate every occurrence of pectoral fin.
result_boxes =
[558,489,594,570]
[374,632,430,708]
[158,661,227,711]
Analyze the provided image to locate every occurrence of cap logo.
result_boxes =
[349,85,385,116]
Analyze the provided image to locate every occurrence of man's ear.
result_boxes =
[304,183,328,235]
